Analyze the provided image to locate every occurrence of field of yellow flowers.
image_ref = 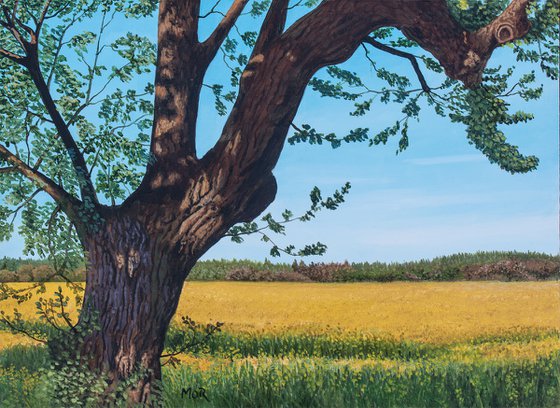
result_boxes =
[2,281,559,345]
[1,281,559,407]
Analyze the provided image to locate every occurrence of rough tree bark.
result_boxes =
[0,0,534,405]
[79,212,189,403]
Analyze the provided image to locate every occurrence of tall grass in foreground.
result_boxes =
[162,356,560,408]
[173,329,444,360]
[177,328,560,363]
[1,333,559,408]
[1,346,559,407]
[0,346,50,408]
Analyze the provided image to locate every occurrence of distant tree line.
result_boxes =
[0,251,557,283]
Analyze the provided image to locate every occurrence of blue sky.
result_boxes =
[0,2,557,263]
[202,63,558,262]
[199,6,559,263]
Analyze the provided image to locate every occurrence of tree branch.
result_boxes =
[252,0,290,56]
[0,315,48,344]
[0,5,30,52]
[198,0,533,234]
[362,37,430,93]
[202,0,249,60]
[36,0,53,33]
[0,143,81,221]
[0,166,17,174]
[399,0,532,87]
[25,62,99,205]
[0,2,99,205]
[46,13,79,88]
[13,16,35,41]
[7,188,42,225]
[158,0,200,42]
[0,47,24,62]
[144,0,203,176]
[199,1,222,19]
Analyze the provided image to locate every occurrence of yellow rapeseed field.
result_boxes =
[1,281,559,347]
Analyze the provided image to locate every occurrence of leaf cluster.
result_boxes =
[162,315,225,367]
[226,182,351,257]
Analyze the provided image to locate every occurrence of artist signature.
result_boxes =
[181,386,210,402]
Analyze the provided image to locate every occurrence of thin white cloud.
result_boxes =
[358,214,557,247]
[406,154,485,166]
[203,213,558,263]
[307,213,557,262]
[347,189,495,211]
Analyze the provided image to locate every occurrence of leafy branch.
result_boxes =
[161,316,224,367]
[225,182,351,257]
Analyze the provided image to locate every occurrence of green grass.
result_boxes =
[0,346,50,408]
[1,327,559,408]
[162,356,560,408]
[169,329,445,360]
[176,328,560,362]
[0,344,49,372]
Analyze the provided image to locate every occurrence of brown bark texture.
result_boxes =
[79,213,188,404]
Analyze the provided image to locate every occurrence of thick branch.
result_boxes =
[400,0,532,87]
[158,0,200,42]
[197,0,532,231]
[13,16,35,40]
[145,0,203,180]
[362,37,430,93]
[202,0,249,60]
[0,47,24,62]
[252,0,290,56]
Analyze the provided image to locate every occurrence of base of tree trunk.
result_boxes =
[71,217,192,406]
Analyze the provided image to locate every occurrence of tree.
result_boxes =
[0,0,556,404]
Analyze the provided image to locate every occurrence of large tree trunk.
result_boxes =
[76,213,195,405]
[66,154,277,406]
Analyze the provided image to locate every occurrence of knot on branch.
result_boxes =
[463,50,481,68]
[453,0,532,88]
[481,0,532,45]
[495,24,516,43]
